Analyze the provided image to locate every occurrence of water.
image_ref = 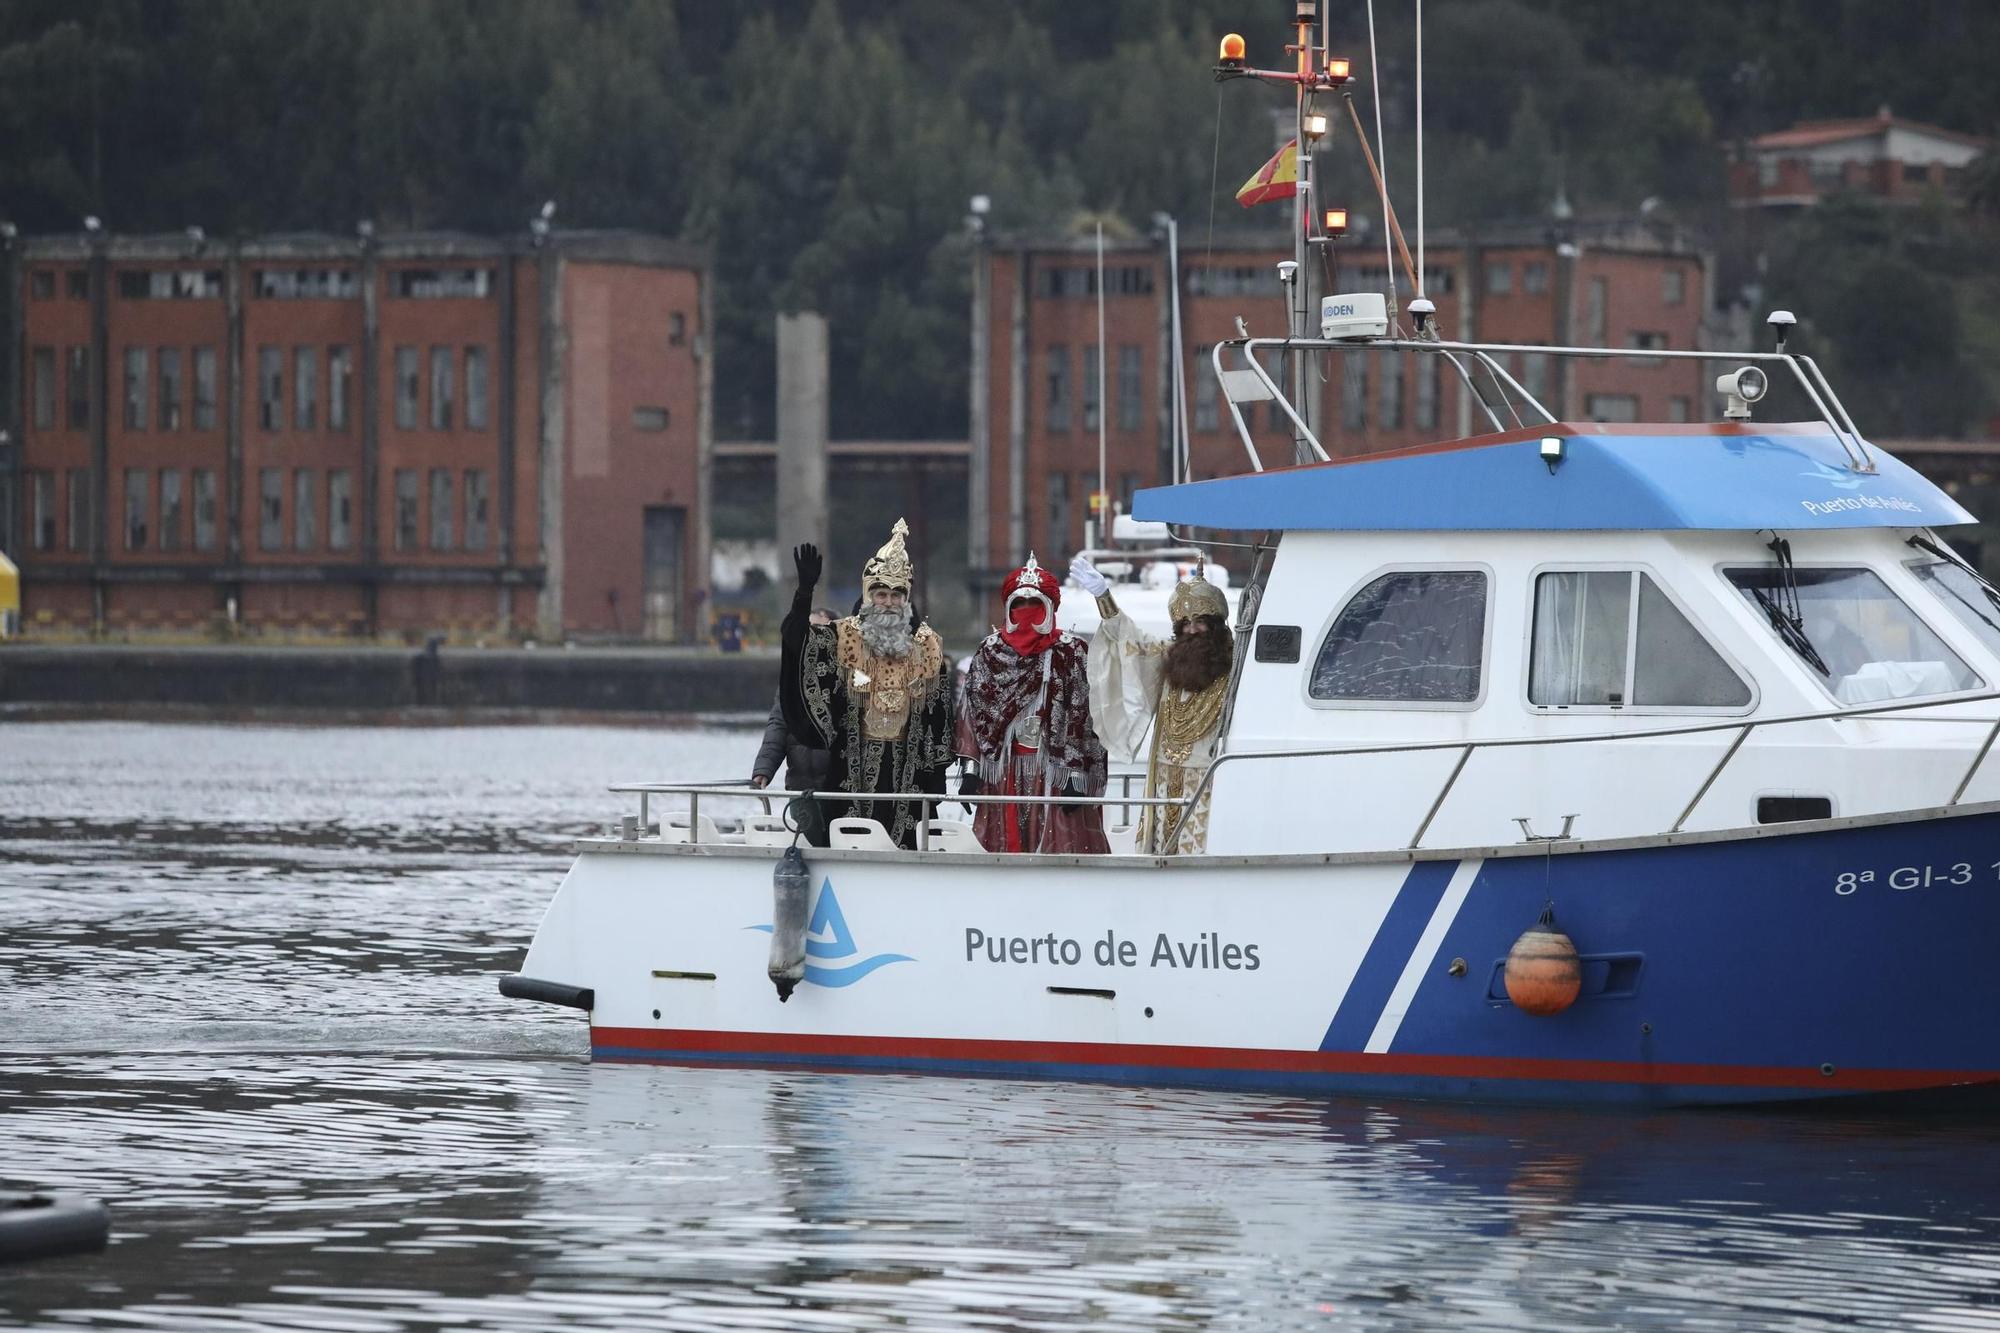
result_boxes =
[5,720,2000,1330]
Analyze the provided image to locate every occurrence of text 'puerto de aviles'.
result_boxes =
[965,928,1261,971]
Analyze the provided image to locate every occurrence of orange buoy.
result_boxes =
[1503,905,1581,1016]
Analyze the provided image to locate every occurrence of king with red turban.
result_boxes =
[954,555,1110,854]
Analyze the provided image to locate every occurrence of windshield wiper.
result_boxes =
[1907,533,2000,630]
[1756,537,1831,676]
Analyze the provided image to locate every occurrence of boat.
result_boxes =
[501,15,2000,1107]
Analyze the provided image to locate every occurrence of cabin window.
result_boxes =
[1309,569,1487,704]
[1909,560,2000,659]
[1531,570,1750,709]
[1725,565,1980,703]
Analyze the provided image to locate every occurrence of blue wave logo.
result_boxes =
[1800,459,1866,491]
[750,878,914,988]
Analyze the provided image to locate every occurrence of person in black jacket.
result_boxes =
[752,609,832,791]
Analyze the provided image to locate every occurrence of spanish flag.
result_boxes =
[1235,138,1299,208]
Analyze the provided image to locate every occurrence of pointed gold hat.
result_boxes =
[1168,556,1227,623]
[862,518,914,594]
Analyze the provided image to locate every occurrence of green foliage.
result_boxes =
[1,0,1995,440]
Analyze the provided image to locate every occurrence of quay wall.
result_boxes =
[0,645,780,716]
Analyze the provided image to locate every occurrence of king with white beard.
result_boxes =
[780,519,956,848]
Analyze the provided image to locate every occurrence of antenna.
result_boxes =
[1364,0,1395,319]
[1415,0,1425,299]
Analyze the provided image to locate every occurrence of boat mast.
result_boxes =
[1217,3,1352,466]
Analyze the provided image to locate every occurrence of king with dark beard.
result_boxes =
[1072,553,1234,854]
[781,520,956,848]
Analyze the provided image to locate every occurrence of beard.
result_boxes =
[856,602,915,659]
[1164,617,1233,691]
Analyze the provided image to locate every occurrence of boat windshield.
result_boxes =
[1910,559,2000,660]
[1725,566,1981,703]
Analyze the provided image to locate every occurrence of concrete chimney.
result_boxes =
[775,312,830,595]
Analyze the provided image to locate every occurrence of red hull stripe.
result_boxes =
[591,1027,2000,1093]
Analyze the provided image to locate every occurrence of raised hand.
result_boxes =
[793,543,822,590]
[1069,553,1109,597]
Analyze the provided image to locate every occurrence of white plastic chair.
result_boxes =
[1105,824,1140,855]
[661,811,724,844]
[918,818,983,853]
[828,817,897,850]
[742,814,794,847]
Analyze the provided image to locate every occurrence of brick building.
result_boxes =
[968,219,1710,588]
[0,228,711,641]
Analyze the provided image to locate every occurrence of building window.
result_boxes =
[632,406,670,431]
[1585,393,1641,422]
[668,312,687,346]
[1045,345,1070,432]
[191,470,217,551]
[119,269,221,299]
[32,347,56,429]
[252,268,357,299]
[1310,570,1488,704]
[1662,268,1686,306]
[328,346,352,432]
[294,346,317,430]
[1119,471,1139,515]
[66,270,89,300]
[392,268,493,299]
[123,469,149,550]
[259,468,284,551]
[123,347,147,431]
[428,468,454,550]
[193,347,218,430]
[1629,331,1668,366]
[1193,353,1218,432]
[158,470,183,552]
[1377,350,1404,429]
[1523,261,1550,295]
[429,346,453,429]
[464,469,489,552]
[66,468,92,552]
[1341,352,1367,431]
[1082,343,1100,431]
[67,347,91,430]
[33,472,57,551]
[1485,261,1512,295]
[192,470,217,550]
[464,346,489,430]
[1415,353,1440,430]
[1587,277,1608,346]
[1047,472,1070,553]
[1522,352,1550,406]
[1668,396,1691,423]
[394,470,419,551]
[293,470,317,551]
[258,346,283,431]
[394,347,419,428]
[1117,345,1142,432]
[328,470,353,551]
[1038,266,1155,297]
[158,348,182,430]
[31,270,54,300]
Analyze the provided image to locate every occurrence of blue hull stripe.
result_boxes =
[1319,859,1461,1051]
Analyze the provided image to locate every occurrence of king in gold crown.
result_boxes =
[1168,557,1228,624]
[862,518,914,594]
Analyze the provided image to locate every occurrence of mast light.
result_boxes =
[1304,111,1330,139]
[1218,33,1247,67]
[1326,57,1351,83]
[1323,208,1348,235]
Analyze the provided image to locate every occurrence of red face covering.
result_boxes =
[1001,598,1059,656]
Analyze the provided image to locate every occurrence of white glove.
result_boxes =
[1070,554,1109,597]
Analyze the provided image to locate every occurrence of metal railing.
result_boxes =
[1211,337,1875,477]
[1186,688,2000,851]
[601,691,2000,858]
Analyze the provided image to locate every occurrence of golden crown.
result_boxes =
[1168,559,1228,624]
[862,518,914,593]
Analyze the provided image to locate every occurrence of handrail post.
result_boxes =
[1949,716,2000,806]
[1672,723,1754,833]
[639,790,650,841]
[689,791,701,845]
[1407,744,1473,849]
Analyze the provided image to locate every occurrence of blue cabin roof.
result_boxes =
[1132,423,1973,532]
